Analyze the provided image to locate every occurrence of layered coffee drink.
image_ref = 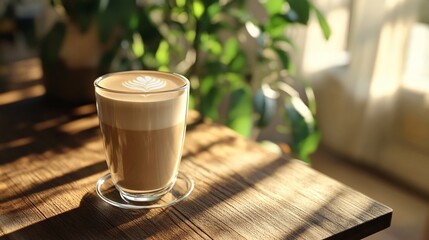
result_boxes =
[95,71,189,202]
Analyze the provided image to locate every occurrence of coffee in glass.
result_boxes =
[94,71,191,205]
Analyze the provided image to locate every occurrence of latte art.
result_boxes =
[122,76,167,92]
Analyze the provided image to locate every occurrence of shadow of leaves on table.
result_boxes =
[0,192,151,240]
[1,150,289,239]
[0,95,100,166]
[1,59,101,166]
[0,161,106,204]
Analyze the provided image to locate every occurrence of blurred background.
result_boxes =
[1,0,429,239]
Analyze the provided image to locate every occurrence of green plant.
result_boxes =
[43,0,330,162]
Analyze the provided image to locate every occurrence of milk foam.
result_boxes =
[95,71,189,131]
[122,76,167,92]
[96,71,185,93]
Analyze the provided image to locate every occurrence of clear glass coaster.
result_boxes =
[95,172,194,209]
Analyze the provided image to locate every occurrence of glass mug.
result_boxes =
[94,71,189,203]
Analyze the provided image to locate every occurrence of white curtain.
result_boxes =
[341,0,420,163]
[299,0,419,162]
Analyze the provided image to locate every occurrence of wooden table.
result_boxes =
[0,59,392,239]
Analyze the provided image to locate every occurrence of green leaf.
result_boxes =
[159,66,169,72]
[201,34,222,55]
[205,62,224,76]
[264,0,285,15]
[227,86,253,137]
[284,103,307,153]
[207,2,221,19]
[193,0,205,19]
[298,130,320,163]
[284,97,319,163]
[254,88,277,128]
[229,53,247,73]
[200,85,224,121]
[176,0,186,8]
[286,0,310,24]
[221,38,239,65]
[97,0,136,43]
[128,13,139,31]
[266,14,288,38]
[272,35,296,48]
[185,30,196,42]
[155,40,170,66]
[311,4,331,40]
[200,75,216,96]
[225,72,244,87]
[291,97,315,130]
[132,33,144,58]
[272,47,290,70]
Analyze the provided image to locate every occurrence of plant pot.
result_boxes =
[41,20,107,104]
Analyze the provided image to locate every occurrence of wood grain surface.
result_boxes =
[0,59,392,239]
